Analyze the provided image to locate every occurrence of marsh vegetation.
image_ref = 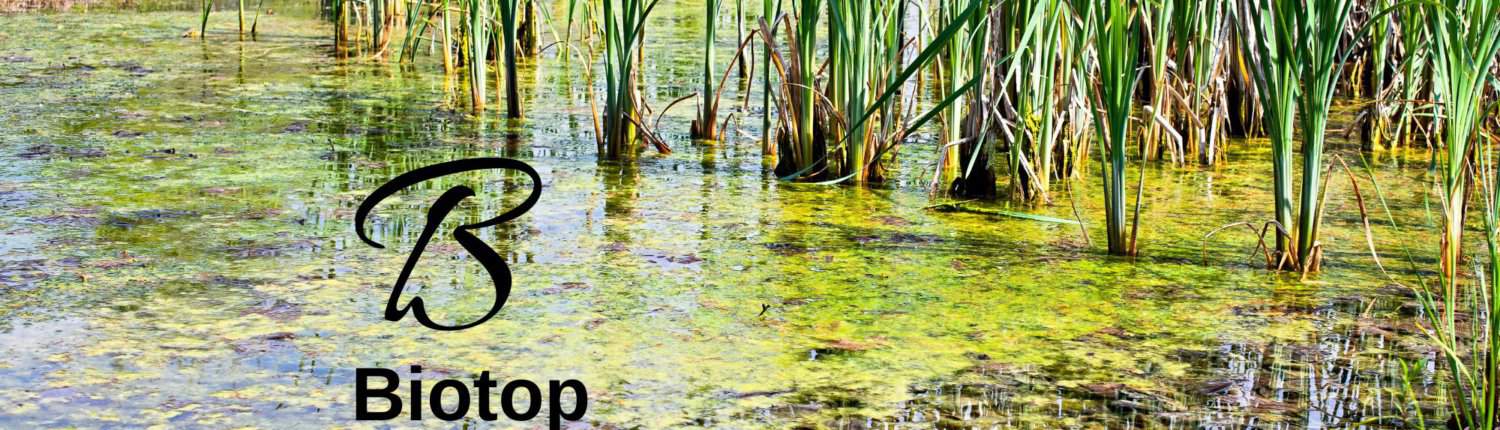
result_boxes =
[0,0,1498,427]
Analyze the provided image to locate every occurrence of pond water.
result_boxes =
[0,3,1452,428]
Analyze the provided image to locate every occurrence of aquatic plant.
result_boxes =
[933,0,1000,198]
[318,0,524,114]
[1089,0,1142,256]
[1392,3,1431,148]
[397,0,435,62]
[1234,0,1294,265]
[1414,58,1500,430]
[199,0,210,38]
[1359,0,1395,151]
[691,0,723,140]
[1399,7,1500,425]
[769,0,821,177]
[931,0,972,186]
[237,0,245,40]
[498,0,524,118]
[735,0,747,79]
[518,0,539,56]
[1285,0,1356,272]
[1170,0,1229,165]
[1139,0,1175,163]
[822,0,906,181]
[440,0,454,73]
[1058,0,1095,181]
[766,0,983,184]
[1235,0,1356,271]
[985,0,1067,201]
[759,0,778,155]
[598,0,667,159]
[369,0,386,55]
[1429,0,1500,294]
[562,0,580,58]
[465,0,491,111]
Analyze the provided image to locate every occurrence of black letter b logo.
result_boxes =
[354,158,542,331]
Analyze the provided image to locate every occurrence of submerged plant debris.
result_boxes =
[0,3,1450,428]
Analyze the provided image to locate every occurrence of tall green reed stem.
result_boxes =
[944,0,992,197]
[1141,0,1175,163]
[1089,0,1141,256]
[989,0,1066,201]
[1236,0,1355,271]
[499,0,523,118]
[1410,3,1500,426]
[600,0,661,159]
[761,0,779,155]
[768,0,983,184]
[1173,0,1229,165]
[1431,0,1500,298]
[1393,4,1429,148]
[467,0,490,111]
[932,0,969,183]
[199,0,211,38]
[692,0,723,140]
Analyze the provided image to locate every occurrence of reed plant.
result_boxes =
[767,0,821,177]
[691,0,723,140]
[1058,0,1095,182]
[1360,0,1395,151]
[1140,0,1176,163]
[1089,0,1142,256]
[1406,10,1500,424]
[1223,32,1263,138]
[932,0,970,183]
[237,0,245,40]
[1392,4,1430,148]
[826,0,874,179]
[465,0,490,111]
[1171,0,1229,165]
[598,0,665,159]
[760,0,779,155]
[766,0,983,184]
[1413,69,1500,430]
[936,0,1008,199]
[398,0,441,62]
[824,0,904,181]
[440,0,454,73]
[562,0,580,58]
[736,0,747,79]
[1420,119,1500,429]
[987,0,1067,201]
[1235,0,1355,271]
[1234,1,1294,264]
[498,0,523,118]
[199,0,210,38]
[324,0,525,115]
[1429,0,1500,294]
[1287,0,1355,272]
[518,0,538,56]
[946,0,997,198]
[369,0,386,54]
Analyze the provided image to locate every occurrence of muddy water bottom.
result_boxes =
[0,7,1444,429]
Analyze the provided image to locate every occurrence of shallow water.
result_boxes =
[0,4,1453,428]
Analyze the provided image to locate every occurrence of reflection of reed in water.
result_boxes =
[849,308,1430,428]
[599,162,639,247]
